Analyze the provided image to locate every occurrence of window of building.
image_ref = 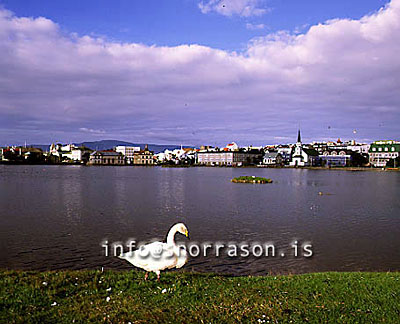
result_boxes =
[378,147,382,151]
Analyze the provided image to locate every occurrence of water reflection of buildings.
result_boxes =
[157,169,186,219]
[61,167,84,226]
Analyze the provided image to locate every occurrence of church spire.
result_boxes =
[297,129,301,143]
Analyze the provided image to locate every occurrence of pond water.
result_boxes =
[1,165,399,275]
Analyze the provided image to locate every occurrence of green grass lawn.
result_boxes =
[1,270,399,323]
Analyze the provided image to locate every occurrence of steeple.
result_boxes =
[297,129,301,143]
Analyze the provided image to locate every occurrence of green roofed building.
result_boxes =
[369,140,400,167]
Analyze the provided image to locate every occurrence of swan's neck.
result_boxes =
[167,225,178,245]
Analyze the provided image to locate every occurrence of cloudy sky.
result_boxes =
[0,0,399,146]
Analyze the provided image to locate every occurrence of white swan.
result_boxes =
[118,223,189,280]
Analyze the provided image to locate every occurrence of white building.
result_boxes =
[48,143,74,160]
[289,130,319,167]
[115,146,140,164]
[60,144,75,152]
[225,142,239,151]
[71,147,92,162]
[155,146,192,163]
[48,143,91,162]
[347,143,370,154]
[155,149,175,163]
[89,151,125,165]
[263,152,283,166]
[49,143,62,157]
[197,150,262,166]
[369,140,400,167]
[71,149,83,161]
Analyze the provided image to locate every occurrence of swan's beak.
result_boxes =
[185,230,190,240]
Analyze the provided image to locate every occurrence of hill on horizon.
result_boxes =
[30,140,190,153]
[77,140,188,153]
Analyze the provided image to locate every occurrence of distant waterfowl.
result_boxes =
[118,223,189,280]
[318,191,334,196]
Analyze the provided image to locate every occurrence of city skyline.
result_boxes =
[0,0,399,146]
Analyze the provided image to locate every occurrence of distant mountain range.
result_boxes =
[76,140,187,153]
[30,140,189,153]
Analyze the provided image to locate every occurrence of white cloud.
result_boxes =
[246,23,266,30]
[198,0,268,17]
[0,1,399,145]
[79,128,106,134]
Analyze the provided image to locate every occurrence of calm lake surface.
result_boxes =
[1,165,399,275]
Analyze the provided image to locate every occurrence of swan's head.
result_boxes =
[175,223,189,239]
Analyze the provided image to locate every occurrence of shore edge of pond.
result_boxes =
[1,270,399,323]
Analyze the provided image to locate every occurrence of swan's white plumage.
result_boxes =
[119,223,189,278]
[175,246,187,269]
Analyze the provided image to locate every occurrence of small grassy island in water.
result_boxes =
[232,176,273,184]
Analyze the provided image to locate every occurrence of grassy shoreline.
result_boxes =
[1,270,399,323]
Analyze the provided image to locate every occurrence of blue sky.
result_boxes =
[0,0,398,146]
[1,0,388,50]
